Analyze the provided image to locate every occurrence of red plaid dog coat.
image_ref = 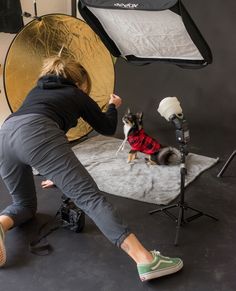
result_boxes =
[127,129,161,155]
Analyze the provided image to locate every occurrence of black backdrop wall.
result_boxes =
[113,0,236,157]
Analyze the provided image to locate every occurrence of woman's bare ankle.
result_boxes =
[121,233,154,264]
[136,252,154,264]
[0,215,14,232]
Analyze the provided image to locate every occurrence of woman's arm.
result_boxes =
[80,93,122,135]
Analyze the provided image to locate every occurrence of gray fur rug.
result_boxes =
[72,135,219,205]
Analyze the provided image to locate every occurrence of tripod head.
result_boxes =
[157,97,190,156]
[169,113,190,156]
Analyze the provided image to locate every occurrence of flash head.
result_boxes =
[157,97,183,121]
[158,96,190,145]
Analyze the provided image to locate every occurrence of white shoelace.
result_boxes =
[151,250,171,260]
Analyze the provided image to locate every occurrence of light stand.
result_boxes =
[149,114,218,245]
[22,0,42,21]
[217,150,236,177]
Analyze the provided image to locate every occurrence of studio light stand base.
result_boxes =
[149,201,218,246]
[217,150,236,177]
[150,107,219,246]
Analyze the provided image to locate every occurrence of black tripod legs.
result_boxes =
[149,202,218,245]
[149,142,219,245]
[217,150,236,177]
[175,204,218,245]
[185,205,218,222]
[174,205,184,246]
[149,203,179,220]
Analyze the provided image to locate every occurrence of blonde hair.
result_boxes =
[39,56,91,94]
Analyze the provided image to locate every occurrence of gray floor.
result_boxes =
[0,127,236,291]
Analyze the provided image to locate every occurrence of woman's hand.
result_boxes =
[41,179,55,189]
[109,94,122,109]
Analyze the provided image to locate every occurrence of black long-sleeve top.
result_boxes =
[7,75,117,135]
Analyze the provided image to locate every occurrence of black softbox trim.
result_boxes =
[80,0,178,11]
[79,3,121,57]
[78,0,213,68]
[0,0,24,34]
[177,2,212,67]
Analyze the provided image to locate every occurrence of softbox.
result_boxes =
[78,0,212,68]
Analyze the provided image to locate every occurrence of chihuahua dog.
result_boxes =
[118,110,180,165]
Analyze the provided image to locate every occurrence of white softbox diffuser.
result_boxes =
[78,0,212,68]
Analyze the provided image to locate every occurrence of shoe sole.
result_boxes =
[140,260,183,282]
[0,236,6,267]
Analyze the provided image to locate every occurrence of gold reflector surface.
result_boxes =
[4,14,115,141]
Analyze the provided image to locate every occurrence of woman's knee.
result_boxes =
[14,198,38,218]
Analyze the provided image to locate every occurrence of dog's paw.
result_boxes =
[128,153,138,163]
[145,157,158,165]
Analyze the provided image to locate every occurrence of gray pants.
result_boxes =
[0,114,130,247]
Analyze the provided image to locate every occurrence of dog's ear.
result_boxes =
[136,112,143,120]
[127,108,131,114]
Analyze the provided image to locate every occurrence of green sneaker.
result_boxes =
[137,250,183,282]
[0,223,6,267]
